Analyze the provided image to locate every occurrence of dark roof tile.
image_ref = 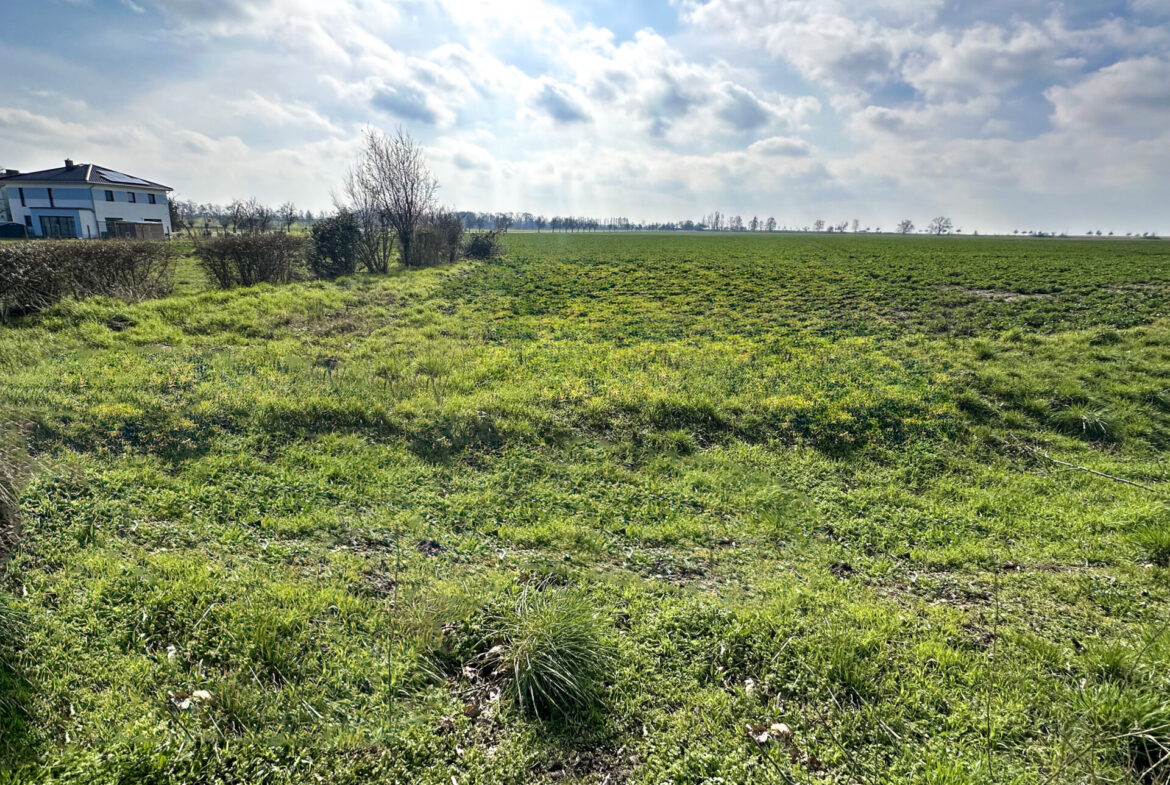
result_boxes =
[0,164,171,190]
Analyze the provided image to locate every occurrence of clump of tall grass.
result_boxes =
[1136,523,1170,567]
[480,584,612,721]
[1047,402,1124,443]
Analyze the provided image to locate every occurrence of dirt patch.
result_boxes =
[943,286,1057,302]
[829,562,855,579]
[646,556,709,583]
[417,538,444,557]
[537,747,637,782]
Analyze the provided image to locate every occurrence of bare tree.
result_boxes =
[278,201,297,233]
[765,217,777,232]
[851,218,860,233]
[897,219,915,235]
[351,127,438,267]
[340,168,395,274]
[813,219,825,232]
[928,216,953,235]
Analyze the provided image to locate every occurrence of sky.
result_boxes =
[2,0,1168,233]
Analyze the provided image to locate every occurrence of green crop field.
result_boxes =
[2,233,1169,784]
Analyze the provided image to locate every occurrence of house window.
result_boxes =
[128,192,137,203]
[40,215,76,238]
[18,188,25,207]
[24,215,32,229]
[48,189,55,208]
[148,193,156,204]
[105,190,114,202]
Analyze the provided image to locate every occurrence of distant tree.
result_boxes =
[229,198,272,233]
[813,219,825,232]
[730,215,744,231]
[765,217,776,232]
[897,220,915,234]
[350,126,438,267]
[534,216,547,233]
[851,219,860,233]
[278,201,297,233]
[928,216,953,235]
[168,198,187,237]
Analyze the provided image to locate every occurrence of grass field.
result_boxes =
[1,233,1169,784]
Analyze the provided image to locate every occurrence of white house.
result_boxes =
[0,160,172,239]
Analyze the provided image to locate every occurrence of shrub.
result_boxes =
[410,212,465,267]
[481,585,611,720]
[195,234,307,288]
[411,224,446,268]
[464,229,506,261]
[433,211,464,265]
[0,240,177,320]
[309,212,361,280]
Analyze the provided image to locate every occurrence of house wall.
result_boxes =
[92,188,171,236]
[0,184,171,237]
[27,208,100,239]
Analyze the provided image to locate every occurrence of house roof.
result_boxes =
[0,163,171,191]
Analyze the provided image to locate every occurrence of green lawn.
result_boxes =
[1,233,1168,784]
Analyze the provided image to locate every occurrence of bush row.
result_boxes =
[199,214,505,289]
[196,233,307,289]
[0,240,178,321]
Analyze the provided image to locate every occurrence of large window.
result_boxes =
[148,193,156,204]
[39,215,76,238]
[105,190,114,202]
[128,192,136,203]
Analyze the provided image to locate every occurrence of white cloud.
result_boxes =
[748,136,813,156]
[1047,56,1170,140]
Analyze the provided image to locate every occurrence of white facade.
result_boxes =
[0,165,172,239]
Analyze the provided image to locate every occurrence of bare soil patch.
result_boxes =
[943,285,1057,302]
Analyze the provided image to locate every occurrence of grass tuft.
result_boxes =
[1136,522,1170,567]
[481,584,612,721]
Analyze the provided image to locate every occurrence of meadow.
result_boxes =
[1,232,1168,784]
